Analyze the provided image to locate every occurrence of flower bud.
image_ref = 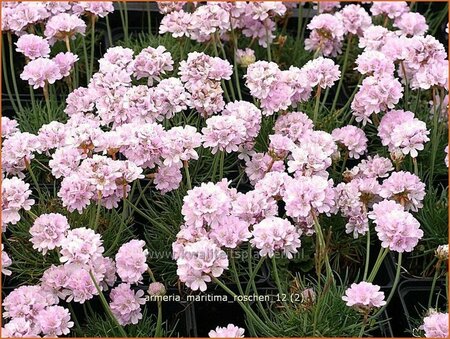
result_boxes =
[148,282,166,297]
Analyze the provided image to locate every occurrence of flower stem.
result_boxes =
[271,257,287,306]
[313,86,322,124]
[43,81,52,121]
[183,160,192,190]
[212,276,275,336]
[105,16,113,47]
[1,38,19,112]
[265,20,272,62]
[155,301,163,337]
[331,35,353,112]
[428,259,442,309]
[312,211,333,281]
[89,270,128,337]
[245,256,266,296]
[367,247,389,283]
[90,16,96,78]
[64,36,71,52]
[26,160,44,201]
[230,19,243,101]
[93,191,102,231]
[7,32,23,111]
[363,226,371,281]
[373,252,403,319]
[219,150,225,179]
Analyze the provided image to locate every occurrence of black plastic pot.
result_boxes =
[396,279,447,336]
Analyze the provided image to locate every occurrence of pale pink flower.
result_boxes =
[58,173,95,213]
[59,228,104,264]
[115,239,148,284]
[371,2,409,19]
[349,155,394,180]
[133,46,174,85]
[209,324,245,338]
[394,12,428,36]
[53,52,78,77]
[301,57,341,89]
[342,282,386,310]
[422,312,449,338]
[44,13,86,44]
[305,14,344,57]
[380,171,426,212]
[284,176,336,219]
[109,283,146,326]
[1,317,40,338]
[355,51,395,77]
[72,2,114,17]
[2,177,35,229]
[1,117,19,139]
[222,101,262,140]
[351,76,403,125]
[20,57,62,89]
[359,25,391,51]
[274,111,314,143]
[232,191,278,226]
[2,244,12,276]
[336,4,371,36]
[369,200,423,252]
[176,238,229,291]
[159,10,192,38]
[36,305,74,337]
[162,126,202,167]
[251,217,301,259]
[332,125,368,159]
[3,285,57,320]
[209,216,251,249]
[154,164,183,194]
[30,213,70,255]
[2,131,41,176]
[378,109,430,158]
[182,182,232,229]
[15,34,50,59]
[202,115,247,154]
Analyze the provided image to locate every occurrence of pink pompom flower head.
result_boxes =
[15,34,50,60]
[209,324,245,338]
[342,281,386,313]
[44,13,86,45]
[20,57,63,89]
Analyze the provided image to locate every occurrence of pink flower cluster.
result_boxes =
[109,283,146,326]
[159,2,286,47]
[378,110,430,158]
[342,281,386,311]
[1,176,35,230]
[209,324,245,338]
[2,285,73,337]
[179,52,232,116]
[250,217,301,259]
[2,2,113,35]
[332,125,368,159]
[369,200,423,252]
[422,312,449,338]
[245,58,339,115]
[305,14,344,57]
[30,213,70,254]
[2,244,12,276]
[115,240,149,284]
